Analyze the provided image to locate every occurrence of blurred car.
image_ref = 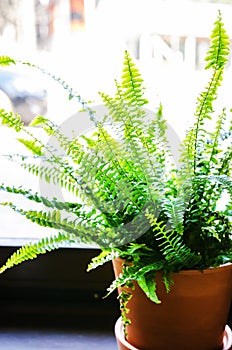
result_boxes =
[0,67,48,125]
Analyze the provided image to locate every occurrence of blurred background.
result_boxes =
[0,0,232,130]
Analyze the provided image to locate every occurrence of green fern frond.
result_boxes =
[0,203,84,235]
[118,290,132,334]
[218,130,232,176]
[0,232,76,274]
[162,198,185,235]
[122,50,149,106]
[20,60,99,125]
[162,273,174,293]
[29,115,47,127]
[17,138,44,156]
[145,210,201,269]
[0,56,15,66]
[0,110,23,131]
[137,271,161,303]
[207,175,232,197]
[3,153,79,195]
[182,10,230,174]
[35,161,80,199]
[0,111,77,187]
[98,52,172,215]
[72,126,147,221]
[30,115,71,151]
[87,250,117,271]
[0,202,120,247]
[106,260,165,299]
[204,108,227,175]
[205,10,230,70]
[0,184,81,212]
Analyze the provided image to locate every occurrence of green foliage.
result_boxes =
[0,232,76,274]
[17,138,44,156]
[0,56,15,66]
[0,11,231,319]
[182,11,230,175]
[118,290,132,336]
[0,110,23,131]
[145,211,201,271]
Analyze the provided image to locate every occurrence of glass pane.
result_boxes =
[0,0,231,244]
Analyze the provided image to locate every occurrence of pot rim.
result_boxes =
[114,258,232,275]
[175,262,232,276]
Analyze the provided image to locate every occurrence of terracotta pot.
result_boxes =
[115,318,232,350]
[112,258,232,350]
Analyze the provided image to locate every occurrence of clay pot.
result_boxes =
[113,258,232,350]
[115,318,232,350]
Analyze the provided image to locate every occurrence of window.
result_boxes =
[0,0,232,243]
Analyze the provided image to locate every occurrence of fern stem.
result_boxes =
[193,69,223,173]
[19,60,99,126]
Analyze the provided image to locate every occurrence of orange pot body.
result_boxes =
[112,258,232,350]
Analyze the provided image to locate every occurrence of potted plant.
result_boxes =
[0,10,232,350]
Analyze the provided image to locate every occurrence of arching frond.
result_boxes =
[182,10,230,174]
[0,232,77,274]
[145,210,201,270]
[0,56,15,66]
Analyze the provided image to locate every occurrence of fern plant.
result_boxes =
[0,11,231,311]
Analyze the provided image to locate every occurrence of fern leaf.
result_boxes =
[17,138,44,156]
[145,210,201,269]
[4,153,79,196]
[0,184,82,212]
[20,60,99,125]
[0,232,76,274]
[0,110,23,131]
[182,10,230,174]
[205,10,230,70]
[137,271,161,304]
[0,56,15,66]
[30,115,71,151]
[162,198,185,235]
[162,272,174,293]
[122,50,149,106]
[106,260,165,298]
[87,250,117,271]
[99,51,172,211]
[0,202,120,247]
[207,175,232,197]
